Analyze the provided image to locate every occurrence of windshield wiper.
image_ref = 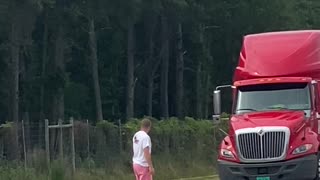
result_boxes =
[236,108,257,112]
[266,107,288,110]
[265,105,289,110]
[289,108,310,111]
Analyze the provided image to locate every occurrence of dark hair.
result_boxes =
[141,118,152,128]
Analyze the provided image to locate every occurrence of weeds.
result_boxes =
[0,118,225,180]
[0,155,214,180]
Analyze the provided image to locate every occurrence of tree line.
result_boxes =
[0,0,319,124]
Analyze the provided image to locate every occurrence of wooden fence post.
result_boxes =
[87,119,91,169]
[45,119,50,168]
[118,119,122,153]
[58,119,63,160]
[87,119,90,159]
[22,120,27,170]
[70,117,75,173]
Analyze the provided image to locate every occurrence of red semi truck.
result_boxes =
[213,30,320,180]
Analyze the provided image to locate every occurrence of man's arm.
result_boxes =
[144,147,154,174]
[143,147,153,167]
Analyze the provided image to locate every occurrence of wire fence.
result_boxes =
[0,117,227,175]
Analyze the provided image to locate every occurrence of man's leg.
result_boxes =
[140,166,152,180]
[133,164,152,180]
[133,164,141,180]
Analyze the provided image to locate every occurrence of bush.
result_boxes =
[220,112,230,119]
[86,117,228,165]
[0,117,229,179]
[50,160,66,180]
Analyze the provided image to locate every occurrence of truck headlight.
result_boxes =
[292,144,313,155]
[221,149,234,158]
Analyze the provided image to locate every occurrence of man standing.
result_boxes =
[132,118,154,180]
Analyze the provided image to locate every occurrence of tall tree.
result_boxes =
[160,15,169,119]
[40,9,48,121]
[53,25,66,121]
[6,0,38,159]
[0,0,316,127]
[51,0,70,122]
[145,16,156,116]
[176,23,184,119]
[69,0,106,122]
[126,18,135,119]
[89,17,104,122]
[10,11,20,124]
[143,1,160,117]
[123,0,141,120]
[9,1,21,160]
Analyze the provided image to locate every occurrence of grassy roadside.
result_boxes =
[0,156,216,180]
[0,117,226,179]
[82,155,216,180]
[173,175,219,180]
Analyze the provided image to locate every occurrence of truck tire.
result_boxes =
[315,153,320,180]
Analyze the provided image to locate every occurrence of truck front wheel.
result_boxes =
[315,153,320,180]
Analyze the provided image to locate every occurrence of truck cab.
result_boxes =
[214,31,320,180]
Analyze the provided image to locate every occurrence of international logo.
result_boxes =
[258,129,264,135]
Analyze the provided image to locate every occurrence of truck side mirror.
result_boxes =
[213,90,221,123]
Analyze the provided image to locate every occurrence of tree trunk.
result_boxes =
[11,21,19,124]
[10,14,20,160]
[39,10,48,145]
[53,26,65,121]
[204,74,211,118]
[176,23,184,119]
[196,62,202,118]
[20,46,31,151]
[146,74,153,117]
[89,18,103,122]
[40,10,48,122]
[126,18,135,120]
[196,25,205,119]
[146,15,156,117]
[50,26,66,158]
[160,16,169,119]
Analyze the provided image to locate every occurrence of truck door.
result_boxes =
[316,81,320,134]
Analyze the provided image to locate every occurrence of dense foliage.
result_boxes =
[72,117,228,166]
[0,0,319,124]
[0,118,228,179]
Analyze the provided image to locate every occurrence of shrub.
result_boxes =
[220,112,230,119]
[0,117,229,179]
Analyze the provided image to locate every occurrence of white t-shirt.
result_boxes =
[132,130,152,167]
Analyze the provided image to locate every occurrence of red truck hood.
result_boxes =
[230,110,306,132]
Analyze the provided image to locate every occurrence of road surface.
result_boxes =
[174,175,219,180]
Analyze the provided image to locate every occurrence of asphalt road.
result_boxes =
[173,175,219,180]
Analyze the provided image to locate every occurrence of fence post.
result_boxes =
[118,119,122,153]
[86,119,91,170]
[87,119,90,159]
[70,117,76,173]
[45,119,50,168]
[58,119,63,160]
[22,120,27,170]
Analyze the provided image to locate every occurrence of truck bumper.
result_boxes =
[218,154,317,180]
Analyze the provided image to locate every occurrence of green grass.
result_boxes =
[0,155,216,180]
[0,169,218,180]
[90,155,216,180]
[0,118,225,179]
[169,175,219,180]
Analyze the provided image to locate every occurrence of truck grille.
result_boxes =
[236,127,289,163]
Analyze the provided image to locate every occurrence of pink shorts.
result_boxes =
[133,164,153,180]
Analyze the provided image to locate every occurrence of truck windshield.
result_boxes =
[235,83,311,116]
